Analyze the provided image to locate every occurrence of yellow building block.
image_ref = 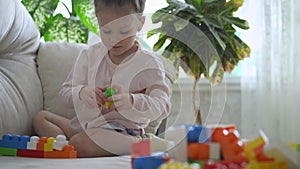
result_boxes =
[44,137,55,152]
[246,161,288,169]
[289,144,298,150]
[105,101,113,109]
[244,136,265,160]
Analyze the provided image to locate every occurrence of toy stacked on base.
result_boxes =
[105,87,118,109]
[184,125,289,169]
[131,139,171,169]
[0,134,77,158]
[131,124,291,169]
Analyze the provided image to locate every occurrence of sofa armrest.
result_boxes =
[0,0,42,136]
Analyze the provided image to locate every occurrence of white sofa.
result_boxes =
[0,0,171,168]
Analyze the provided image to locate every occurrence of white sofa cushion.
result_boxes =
[0,0,42,136]
[37,42,87,119]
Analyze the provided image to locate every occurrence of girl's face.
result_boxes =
[96,6,143,58]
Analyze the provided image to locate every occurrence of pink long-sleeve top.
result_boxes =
[59,42,174,131]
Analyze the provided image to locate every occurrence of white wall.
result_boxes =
[167,78,242,131]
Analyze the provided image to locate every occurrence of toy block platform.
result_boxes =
[44,145,77,158]
[0,134,77,159]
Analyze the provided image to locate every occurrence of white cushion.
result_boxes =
[37,42,87,119]
[0,0,42,136]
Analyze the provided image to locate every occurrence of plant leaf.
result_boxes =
[204,22,226,51]
[44,14,88,43]
[224,16,249,30]
[22,0,59,36]
[153,35,168,51]
[174,18,189,31]
[147,28,161,38]
[210,61,224,84]
[73,0,99,35]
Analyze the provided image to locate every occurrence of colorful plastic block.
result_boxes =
[204,160,248,169]
[36,137,47,151]
[105,87,117,109]
[188,143,209,160]
[187,160,204,169]
[244,136,274,162]
[131,139,151,157]
[208,124,236,142]
[53,135,68,150]
[211,129,248,161]
[132,152,169,169]
[0,147,17,156]
[27,136,39,150]
[0,134,30,149]
[17,149,44,158]
[246,161,288,169]
[159,162,200,169]
[289,143,300,155]
[188,142,221,161]
[185,125,209,143]
[44,145,77,158]
[44,137,55,152]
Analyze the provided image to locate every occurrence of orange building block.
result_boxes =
[221,141,248,161]
[212,129,248,161]
[36,137,47,151]
[188,143,210,160]
[44,145,77,158]
[210,125,236,142]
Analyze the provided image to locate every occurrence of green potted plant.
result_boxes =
[21,0,98,43]
[148,0,250,124]
[21,0,152,49]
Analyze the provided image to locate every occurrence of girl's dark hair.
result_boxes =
[94,0,146,14]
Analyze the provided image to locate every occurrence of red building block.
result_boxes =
[131,139,151,157]
[17,149,44,158]
[44,145,77,158]
[204,160,248,169]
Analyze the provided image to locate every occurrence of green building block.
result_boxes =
[188,159,204,168]
[297,144,300,154]
[105,87,118,98]
[0,147,17,156]
[105,87,118,109]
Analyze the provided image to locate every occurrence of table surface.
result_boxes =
[0,155,131,169]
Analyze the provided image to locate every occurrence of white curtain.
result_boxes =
[241,0,300,143]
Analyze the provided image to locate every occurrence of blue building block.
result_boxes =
[133,152,167,169]
[0,134,30,149]
[185,125,210,143]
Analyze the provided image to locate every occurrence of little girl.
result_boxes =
[33,0,174,157]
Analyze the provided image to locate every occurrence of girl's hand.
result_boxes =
[103,86,133,114]
[79,86,106,108]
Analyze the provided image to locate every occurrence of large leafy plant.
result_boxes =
[148,0,250,124]
[21,0,99,43]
